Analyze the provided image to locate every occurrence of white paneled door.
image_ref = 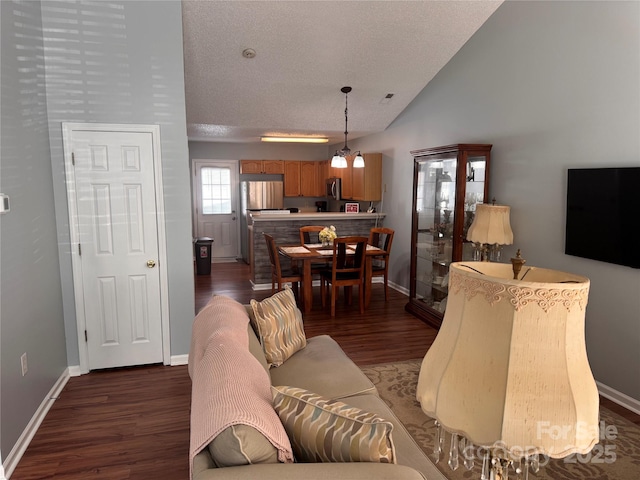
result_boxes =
[64,124,168,371]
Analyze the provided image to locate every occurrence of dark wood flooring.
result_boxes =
[10,261,639,479]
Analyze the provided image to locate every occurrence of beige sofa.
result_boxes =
[189,293,446,480]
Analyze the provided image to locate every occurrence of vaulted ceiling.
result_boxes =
[182,1,503,144]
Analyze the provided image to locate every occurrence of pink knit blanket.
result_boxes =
[188,296,293,478]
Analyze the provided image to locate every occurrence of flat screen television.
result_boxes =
[565,167,639,269]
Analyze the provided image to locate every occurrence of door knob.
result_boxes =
[147,260,156,268]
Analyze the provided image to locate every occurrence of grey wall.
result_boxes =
[40,0,194,365]
[1,0,194,461]
[1,0,67,460]
[345,1,640,401]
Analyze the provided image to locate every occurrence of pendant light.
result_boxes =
[331,86,365,169]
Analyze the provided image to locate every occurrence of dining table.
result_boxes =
[278,242,385,313]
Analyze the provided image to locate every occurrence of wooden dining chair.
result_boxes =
[299,225,325,245]
[264,233,301,297]
[299,225,330,275]
[368,227,395,301]
[319,236,368,317]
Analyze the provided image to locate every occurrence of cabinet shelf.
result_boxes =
[406,144,492,329]
[432,259,450,267]
[432,284,448,294]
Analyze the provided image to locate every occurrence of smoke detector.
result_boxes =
[242,48,256,59]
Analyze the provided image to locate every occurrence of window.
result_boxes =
[201,167,231,214]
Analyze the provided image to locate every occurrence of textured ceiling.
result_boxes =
[182,1,503,143]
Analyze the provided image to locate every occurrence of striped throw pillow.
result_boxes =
[271,386,396,464]
[250,287,306,367]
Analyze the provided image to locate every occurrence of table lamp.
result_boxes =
[466,202,513,261]
[416,258,599,480]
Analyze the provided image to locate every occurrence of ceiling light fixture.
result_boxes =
[261,136,328,144]
[331,86,365,169]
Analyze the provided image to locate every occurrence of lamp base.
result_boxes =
[510,249,526,279]
[473,243,504,262]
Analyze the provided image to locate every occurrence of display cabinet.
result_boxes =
[405,144,491,328]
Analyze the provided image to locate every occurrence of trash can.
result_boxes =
[194,237,214,275]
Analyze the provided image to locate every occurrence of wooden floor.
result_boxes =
[195,261,440,365]
[11,261,639,479]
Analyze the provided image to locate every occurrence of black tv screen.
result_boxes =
[565,167,639,269]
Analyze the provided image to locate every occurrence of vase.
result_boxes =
[322,239,330,247]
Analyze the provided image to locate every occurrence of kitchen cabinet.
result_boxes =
[328,153,382,201]
[284,161,324,197]
[352,153,382,201]
[240,160,284,174]
[405,144,491,329]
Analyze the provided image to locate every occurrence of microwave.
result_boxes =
[326,177,342,201]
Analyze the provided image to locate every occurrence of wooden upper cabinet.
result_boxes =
[328,159,342,180]
[240,160,284,174]
[284,161,325,197]
[240,160,262,174]
[299,162,317,196]
[263,160,285,174]
[283,161,301,196]
[340,156,354,199]
[318,161,328,195]
[329,153,382,201]
[352,153,382,201]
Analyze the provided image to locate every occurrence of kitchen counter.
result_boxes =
[247,212,386,289]
[250,211,385,222]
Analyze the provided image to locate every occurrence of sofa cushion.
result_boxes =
[250,287,306,367]
[272,386,396,464]
[269,335,377,400]
[208,424,278,467]
[192,453,428,480]
[339,393,447,480]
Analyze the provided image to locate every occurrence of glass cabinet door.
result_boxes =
[415,156,457,313]
[406,145,491,328]
[462,156,488,260]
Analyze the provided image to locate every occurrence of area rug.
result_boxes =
[362,360,640,480]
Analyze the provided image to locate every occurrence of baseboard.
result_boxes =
[597,381,640,416]
[68,365,82,377]
[211,258,238,264]
[3,368,71,478]
[171,354,189,366]
[389,280,408,296]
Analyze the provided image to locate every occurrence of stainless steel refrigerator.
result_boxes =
[240,181,284,263]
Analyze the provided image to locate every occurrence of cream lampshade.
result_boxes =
[467,203,513,261]
[416,261,599,479]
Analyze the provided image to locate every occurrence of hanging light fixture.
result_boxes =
[331,86,365,169]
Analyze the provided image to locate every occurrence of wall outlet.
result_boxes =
[21,352,28,376]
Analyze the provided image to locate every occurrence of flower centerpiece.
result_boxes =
[318,225,337,247]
